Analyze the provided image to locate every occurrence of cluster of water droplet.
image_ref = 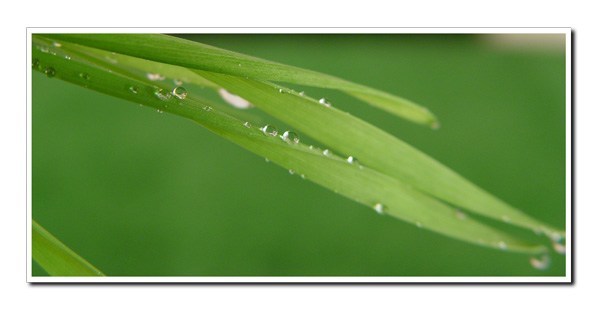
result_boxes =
[153,88,172,101]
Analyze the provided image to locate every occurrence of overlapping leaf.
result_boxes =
[32,34,563,257]
[32,220,104,276]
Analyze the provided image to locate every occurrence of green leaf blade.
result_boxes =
[42,34,438,127]
[31,39,549,255]
[193,71,562,237]
[32,220,104,276]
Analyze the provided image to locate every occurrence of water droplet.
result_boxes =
[128,86,139,94]
[553,241,566,254]
[238,63,242,67]
[172,86,187,100]
[299,91,305,96]
[549,232,563,243]
[153,88,172,101]
[218,88,252,109]
[288,169,295,175]
[323,149,330,156]
[278,88,284,93]
[265,158,270,163]
[32,58,40,69]
[530,254,551,270]
[455,210,467,220]
[243,122,251,128]
[173,79,183,86]
[261,125,278,137]
[309,145,314,150]
[319,98,331,107]
[44,67,55,78]
[203,106,213,112]
[156,109,163,114]
[78,72,90,80]
[300,174,306,179]
[346,156,357,164]
[498,241,507,250]
[146,73,165,81]
[64,55,71,60]
[373,203,385,215]
[281,131,299,144]
[52,42,62,47]
[40,46,49,53]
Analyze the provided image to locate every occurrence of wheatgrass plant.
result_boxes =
[31,34,565,276]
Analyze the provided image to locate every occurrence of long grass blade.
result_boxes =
[32,38,549,254]
[195,71,563,239]
[42,34,438,127]
[32,220,104,276]
[36,35,563,240]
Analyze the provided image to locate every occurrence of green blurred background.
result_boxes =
[32,34,566,276]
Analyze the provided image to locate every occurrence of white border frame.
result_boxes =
[26,27,572,283]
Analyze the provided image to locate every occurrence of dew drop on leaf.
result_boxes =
[128,86,139,94]
[530,254,551,270]
[44,67,55,78]
[373,203,385,215]
[261,125,278,137]
[549,232,563,243]
[243,122,251,128]
[172,86,187,100]
[323,149,330,156]
[553,241,566,254]
[153,88,172,101]
[347,156,357,164]
[319,98,331,107]
[79,72,90,80]
[281,131,299,144]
